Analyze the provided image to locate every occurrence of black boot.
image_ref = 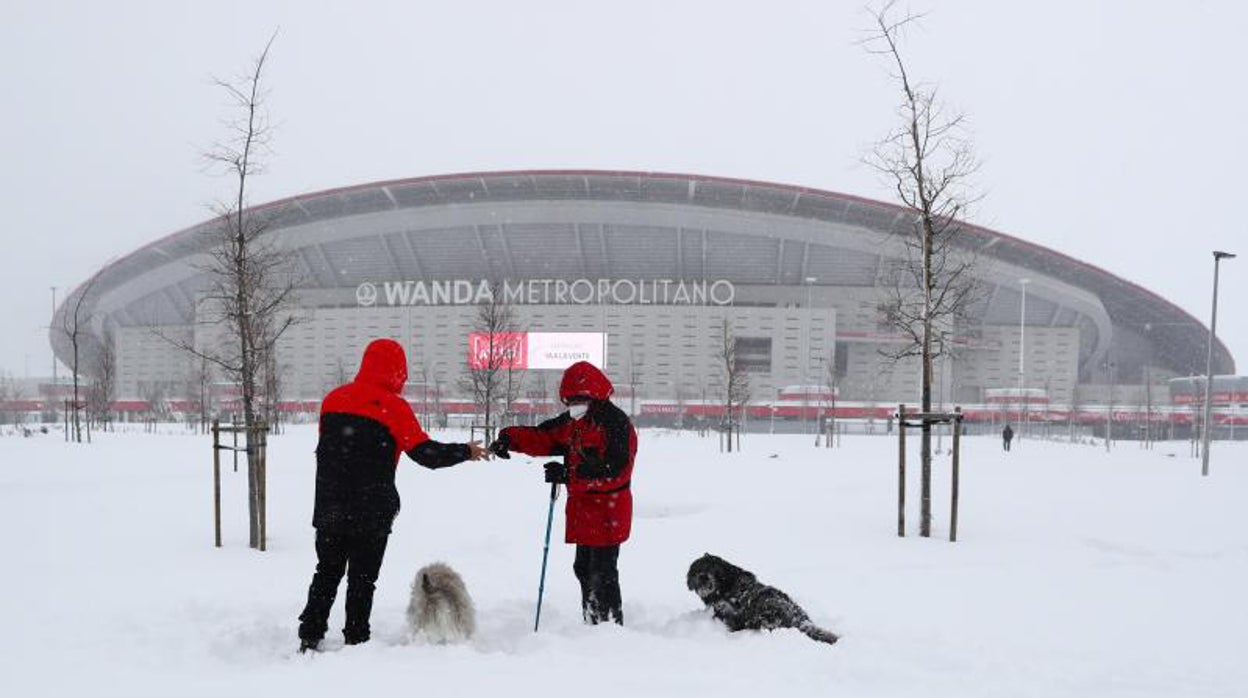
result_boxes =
[574,544,623,625]
[298,638,320,654]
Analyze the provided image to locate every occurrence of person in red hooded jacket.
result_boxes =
[489,361,637,625]
[297,338,487,652]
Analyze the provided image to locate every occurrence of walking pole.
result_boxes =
[534,480,559,632]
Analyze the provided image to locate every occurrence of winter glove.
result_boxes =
[543,461,568,484]
[488,433,511,459]
[576,447,613,479]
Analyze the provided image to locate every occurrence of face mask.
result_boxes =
[568,403,589,420]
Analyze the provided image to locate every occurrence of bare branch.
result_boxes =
[462,282,524,439]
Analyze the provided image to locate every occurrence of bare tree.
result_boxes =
[417,362,446,428]
[87,331,116,432]
[139,381,171,423]
[430,367,447,429]
[329,356,351,393]
[190,353,214,433]
[0,371,24,430]
[58,269,106,443]
[412,361,431,426]
[529,369,552,425]
[674,381,689,431]
[461,283,521,442]
[258,347,287,434]
[864,1,981,537]
[501,347,526,427]
[181,374,199,430]
[626,348,644,418]
[716,316,751,452]
[167,31,295,549]
[0,372,11,429]
[822,347,842,447]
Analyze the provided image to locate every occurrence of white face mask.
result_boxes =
[568,403,589,420]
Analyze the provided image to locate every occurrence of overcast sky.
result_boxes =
[2,1,1245,380]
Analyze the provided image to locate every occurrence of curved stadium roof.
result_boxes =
[52,170,1233,380]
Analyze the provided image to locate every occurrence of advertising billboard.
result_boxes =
[467,332,605,370]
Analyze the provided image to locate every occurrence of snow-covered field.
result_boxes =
[2,425,1246,697]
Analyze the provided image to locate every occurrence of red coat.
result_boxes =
[320,338,430,461]
[500,362,637,546]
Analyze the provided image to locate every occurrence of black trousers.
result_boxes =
[298,526,390,644]
[573,544,622,625]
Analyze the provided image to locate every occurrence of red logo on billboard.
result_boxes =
[467,332,528,370]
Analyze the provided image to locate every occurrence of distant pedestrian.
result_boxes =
[1002,423,1014,451]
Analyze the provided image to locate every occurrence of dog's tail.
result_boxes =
[798,620,839,645]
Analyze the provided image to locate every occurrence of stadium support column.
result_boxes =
[1201,250,1236,476]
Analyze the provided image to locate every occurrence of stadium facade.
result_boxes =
[50,170,1235,421]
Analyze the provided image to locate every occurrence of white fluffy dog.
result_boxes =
[406,562,476,644]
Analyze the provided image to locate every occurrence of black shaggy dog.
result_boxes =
[686,553,839,645]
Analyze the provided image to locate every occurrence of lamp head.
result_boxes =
[1213,251,1236,260]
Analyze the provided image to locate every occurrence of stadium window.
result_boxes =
[735,337,772,373]
[835,341,849,377]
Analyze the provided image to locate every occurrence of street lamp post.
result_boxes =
[1018,278,1029,440]
[814,355,824,447]
[1201,250,1236,476]
[50,286,58,388]
[600,293,609,370]
[1105,356,1114,453]
[804,276,817,435]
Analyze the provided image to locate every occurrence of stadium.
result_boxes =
[48,170,1240,431]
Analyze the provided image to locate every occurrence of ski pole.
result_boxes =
[534,480,558,632]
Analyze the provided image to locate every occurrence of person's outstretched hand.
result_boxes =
[488,435,511,459]
[466,441,489,461]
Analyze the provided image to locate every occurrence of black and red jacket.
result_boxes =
[313,338,469,532]
[499,361,637,546]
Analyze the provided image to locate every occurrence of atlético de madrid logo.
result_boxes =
[355,282,378,307]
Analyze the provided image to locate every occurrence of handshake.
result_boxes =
[487,433,567,484]
[487,433,511,460]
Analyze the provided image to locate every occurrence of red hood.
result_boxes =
[355,339,408,394]
[559,361,614,402]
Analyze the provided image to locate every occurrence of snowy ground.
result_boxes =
[2,424,1246,697]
